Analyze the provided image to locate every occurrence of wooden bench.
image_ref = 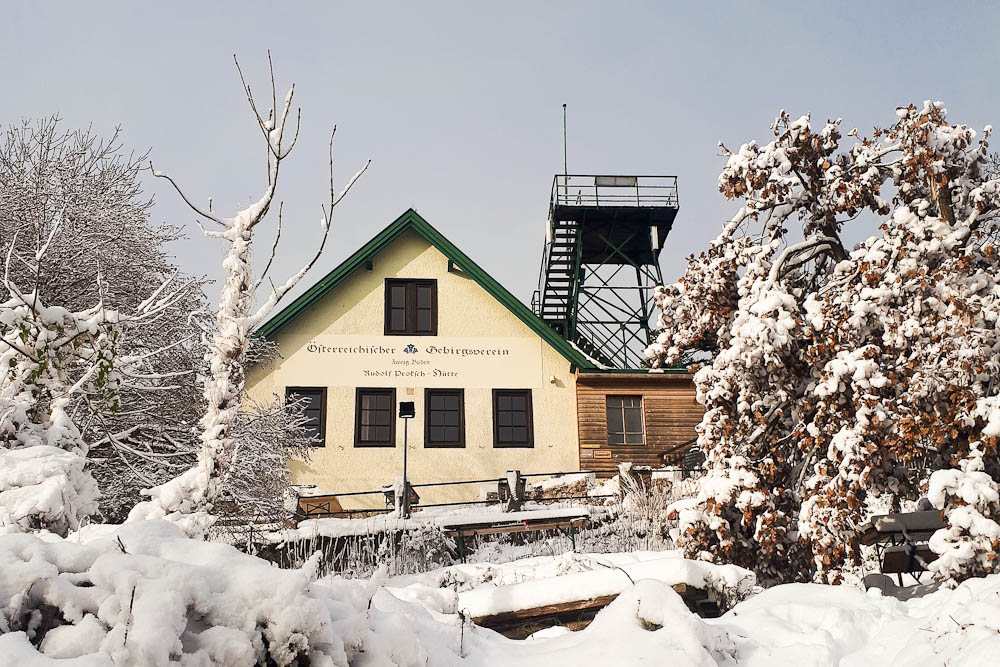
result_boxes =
[443,514,590,561]
[297,494,345,519]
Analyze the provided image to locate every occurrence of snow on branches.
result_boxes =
[648,102,1000,585]
[0,277,108,533]
[140,52,369,522]
[0,119,208,522]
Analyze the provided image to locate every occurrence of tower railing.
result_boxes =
[551,174,679,211]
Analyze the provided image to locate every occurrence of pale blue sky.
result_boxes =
[4,1,999,306]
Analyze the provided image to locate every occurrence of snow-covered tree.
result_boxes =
[648,102,1000,585]
[0,119,208,521]
[0,219,192,534]
[141,53,369,521]
[208,340,318,538]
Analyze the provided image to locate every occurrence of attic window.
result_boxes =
[384,279,437,336]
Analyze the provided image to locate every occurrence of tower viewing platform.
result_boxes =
[549,174,679,265]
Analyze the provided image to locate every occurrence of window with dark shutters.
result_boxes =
[425,389,465,448]
[384,279,437,335]
[285,387,327,446]
[492,389,533,448]
[355,388,396,447]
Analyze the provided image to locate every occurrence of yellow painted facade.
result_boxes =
[247,228,581,507]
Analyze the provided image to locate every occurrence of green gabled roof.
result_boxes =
[254,208,595,369]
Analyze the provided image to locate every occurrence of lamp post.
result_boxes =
[398,401,415,518]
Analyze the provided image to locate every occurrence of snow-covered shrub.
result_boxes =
[927,452,1000,584]
[647,102,1000,585]
[0,446,98,535]
[265,522,456,580]
[1,238,186,535]
[599,467,676,552]
[0,520,454,665]
[0,291,110,534]
[397,523,458,574]
[462,534,566,567]
[208,393,317,543]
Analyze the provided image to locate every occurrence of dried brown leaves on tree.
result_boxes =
[648,103,1000,585]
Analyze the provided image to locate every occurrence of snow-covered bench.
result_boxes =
[461,555,740,636]
[439,508,592,561]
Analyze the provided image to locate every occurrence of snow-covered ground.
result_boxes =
[2,519,998,666]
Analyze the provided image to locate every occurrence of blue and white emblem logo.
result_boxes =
[403,344,418,354]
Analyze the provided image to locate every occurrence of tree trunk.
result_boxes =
[196,220,255,509]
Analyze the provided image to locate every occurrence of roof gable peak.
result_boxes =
[254,209,592,369]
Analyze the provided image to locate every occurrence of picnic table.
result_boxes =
[858,509,945,586]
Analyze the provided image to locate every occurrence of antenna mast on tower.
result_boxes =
[531,108,681,368]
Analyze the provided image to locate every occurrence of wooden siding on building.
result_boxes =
[576,373,703,477]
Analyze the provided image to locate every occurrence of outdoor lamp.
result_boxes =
[399,401,415,517]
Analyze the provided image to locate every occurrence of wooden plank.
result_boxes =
[447,517,589,538]
[472,582,697,627]
[882,544,938,573]
[472,594,618,627]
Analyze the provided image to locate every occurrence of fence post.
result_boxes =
[501,470,525,512]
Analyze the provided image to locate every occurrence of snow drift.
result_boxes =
[3,522,1000,666]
